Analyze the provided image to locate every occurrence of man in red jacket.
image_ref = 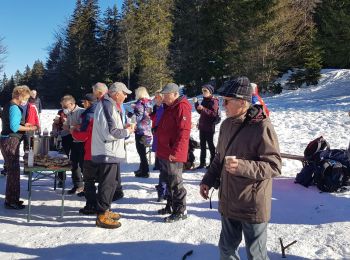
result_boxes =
[156,83,191,222]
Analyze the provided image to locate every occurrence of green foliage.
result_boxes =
[315,0,350,68]
[4,0,333,106]
[0,75,15,106]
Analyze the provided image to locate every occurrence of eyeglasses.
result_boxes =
[223,98,235,106]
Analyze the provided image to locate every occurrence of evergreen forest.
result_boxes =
[0,0,350,107]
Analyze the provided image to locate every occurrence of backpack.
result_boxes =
[304,136,330,161]
[318,149,350,168]
[295,161,317,187]
[213,97,221,125]
[314,159,350,192]
[213,111,221,125]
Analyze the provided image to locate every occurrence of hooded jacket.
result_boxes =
[156,95,191,163]
[91,94,128,163]
[201,105,281,223]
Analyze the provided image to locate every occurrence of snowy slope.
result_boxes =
[0,69,350,259]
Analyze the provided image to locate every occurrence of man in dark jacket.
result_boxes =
[200,77,282,259]
[194,84,219,168]
[156,83,191,222]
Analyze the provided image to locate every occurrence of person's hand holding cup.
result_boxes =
[225,155,238,174]
[126,122,136,134]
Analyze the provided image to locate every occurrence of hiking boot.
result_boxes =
[96,212,121,229]
[4,201,25,210]
[158,205,172,215]
[106,210,121,221]
[135,172,149,178]
[134,169,142,175]
[164,212,188,223]
[79,206,97,215]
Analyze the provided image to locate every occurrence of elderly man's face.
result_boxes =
[162,92,178,106]
[223,97,246,118]
[111,91,127,104]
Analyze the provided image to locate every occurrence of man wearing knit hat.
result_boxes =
[193,84,219,169]
[200,76,281,259]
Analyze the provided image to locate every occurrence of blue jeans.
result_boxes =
[219,216,269,260]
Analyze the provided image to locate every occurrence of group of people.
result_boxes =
[1,76,281,259]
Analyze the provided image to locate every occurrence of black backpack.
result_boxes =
[314,159,349,192]
[294,161,317,187]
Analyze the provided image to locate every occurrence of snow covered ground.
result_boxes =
[0,69,349,259]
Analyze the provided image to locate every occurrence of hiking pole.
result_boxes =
[279,238,297,258]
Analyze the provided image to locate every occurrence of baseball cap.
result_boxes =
[109,82,132,94]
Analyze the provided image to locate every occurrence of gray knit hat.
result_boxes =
[217,76,252,102]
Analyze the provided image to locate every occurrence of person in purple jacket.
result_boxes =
[128,87,153,178]
[194,84,219,169]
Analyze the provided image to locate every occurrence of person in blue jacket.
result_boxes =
[0,85,38,209]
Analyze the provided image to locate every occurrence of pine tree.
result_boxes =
[13,70,22,86]
[170,0,204,91]
[20,65,32,86]
[30,60,45,90]
[62,0,101,98]
[0,76,15,106]
[100,5,123,85]
[315,0,350,68]
[43,35,66,107]
[0,73,8,92]
[120,0,139,90]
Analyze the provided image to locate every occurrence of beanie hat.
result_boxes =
[202,84,214,94]
[217,76,252,102]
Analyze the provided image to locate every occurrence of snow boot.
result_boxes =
[158,204,172,215]
[96,211,121,229]
[164,212,188,223]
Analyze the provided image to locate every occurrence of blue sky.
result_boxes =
[0,0,122,78]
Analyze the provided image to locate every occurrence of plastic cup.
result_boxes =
[225,155,236,164]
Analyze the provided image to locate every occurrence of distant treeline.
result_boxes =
[1,0,349,108]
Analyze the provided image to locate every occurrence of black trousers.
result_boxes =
[199,130,216,165]
[115,162,122,192]
[83,160,98,208]
[96,163,118,213]
[158,158,187,214]
[62,134,73,157]
[135,134,149,173]
[70,142,84,188]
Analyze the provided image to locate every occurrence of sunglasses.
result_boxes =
[223,98,235,105]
